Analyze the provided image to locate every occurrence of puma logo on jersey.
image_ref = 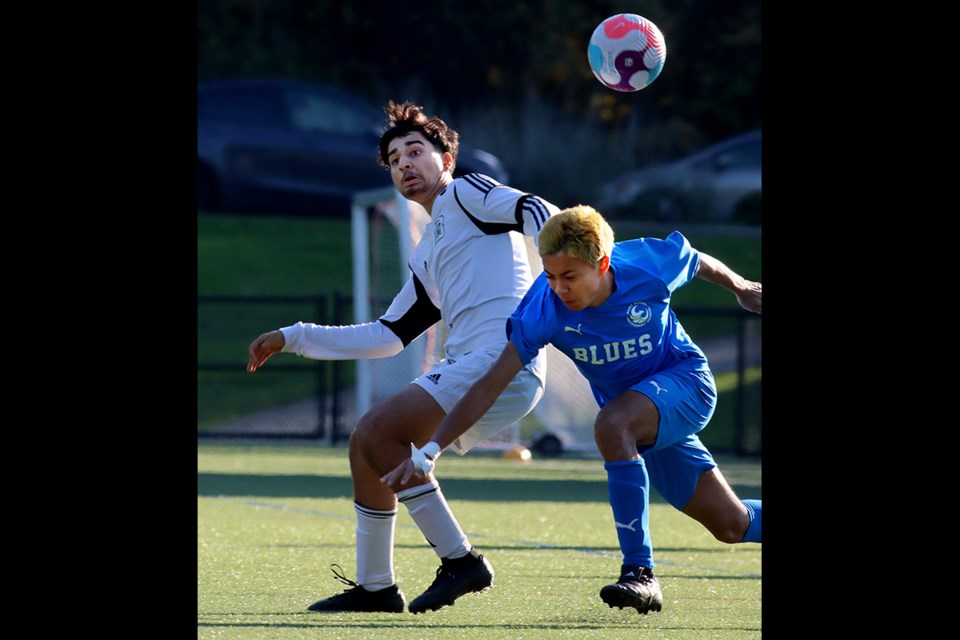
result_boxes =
[564,323,583,335]
[615,518,639,532]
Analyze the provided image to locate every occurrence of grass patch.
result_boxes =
[198,443,761,640]
[199,214,353,296]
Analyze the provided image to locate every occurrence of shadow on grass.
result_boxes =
[197,473,760,503]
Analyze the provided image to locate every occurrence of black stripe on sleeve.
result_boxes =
[453,184,523,235]
[379,275,442,347]
[453,181,552,236]
[517,194,550,231]
[462,172,497,195]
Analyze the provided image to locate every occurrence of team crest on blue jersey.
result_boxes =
[434,215,445,242]
[626,302,652,327]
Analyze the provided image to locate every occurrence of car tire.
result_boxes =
[532,433,564,457]
[197,163,219,213]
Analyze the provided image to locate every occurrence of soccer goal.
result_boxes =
[351,186,598,455]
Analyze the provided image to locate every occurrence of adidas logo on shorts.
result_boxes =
[425,373,442,385]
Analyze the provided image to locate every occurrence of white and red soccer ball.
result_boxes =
[587,14,667,92]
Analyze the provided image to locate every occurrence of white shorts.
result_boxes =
[413,345,544,455]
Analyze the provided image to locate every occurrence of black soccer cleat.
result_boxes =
[306,564,406,613]
[598,564,663,615]
[408,549,494,614]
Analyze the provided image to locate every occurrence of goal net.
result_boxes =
[351,186,599,455]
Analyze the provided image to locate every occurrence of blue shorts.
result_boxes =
[634,358,718,510]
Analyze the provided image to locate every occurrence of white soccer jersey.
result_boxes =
[281,173,558,387]
[380,173,557,382]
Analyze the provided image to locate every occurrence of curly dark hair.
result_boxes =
[377,100,459,171]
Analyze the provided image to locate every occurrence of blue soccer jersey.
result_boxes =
[507,231,708,408]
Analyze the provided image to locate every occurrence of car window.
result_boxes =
[198,86,287,128]
[284,88,377,135]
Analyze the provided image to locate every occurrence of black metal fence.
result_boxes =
[198,294,761,455]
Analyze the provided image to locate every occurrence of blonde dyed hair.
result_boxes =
[538,205,615,267]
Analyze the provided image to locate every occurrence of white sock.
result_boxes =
[396,480,470,560]
[354,502,397,590]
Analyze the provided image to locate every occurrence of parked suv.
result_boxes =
[594,129,761,224]
[198,78,510,215]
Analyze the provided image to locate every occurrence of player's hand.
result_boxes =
[380,457,424,491]
[410,441,438,475]
[736,281,762,314]
[380,443,440,490]
[247,330,285,372]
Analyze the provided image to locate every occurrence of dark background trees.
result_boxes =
[197,0,761,206]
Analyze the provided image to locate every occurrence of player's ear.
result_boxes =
[598,254,610,275]
[442,152,453,172]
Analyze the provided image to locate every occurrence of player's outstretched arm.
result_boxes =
[432,342,526,450]
[247,330,286,372]
[380,342,525,490]
[695,252,762,315]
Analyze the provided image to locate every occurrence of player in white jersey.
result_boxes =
[247,101,559,614]
[383,205,761,615]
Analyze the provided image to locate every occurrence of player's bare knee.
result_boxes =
[593,413,634,457]
[347,428,359,447]
[706,513,751,544]
[593,414,616,446]
[347,429,372,469]
[351,415,387,462]
[595,406,654,450]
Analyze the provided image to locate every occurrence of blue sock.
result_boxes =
[604,458,653,568]
[741,499,762,542]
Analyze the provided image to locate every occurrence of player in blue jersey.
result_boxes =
[247,101,559,614]
[382,204,762,615]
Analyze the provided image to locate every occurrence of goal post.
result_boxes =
[351,186,428,418]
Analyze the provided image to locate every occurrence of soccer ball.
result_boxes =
[587,14,667,92]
